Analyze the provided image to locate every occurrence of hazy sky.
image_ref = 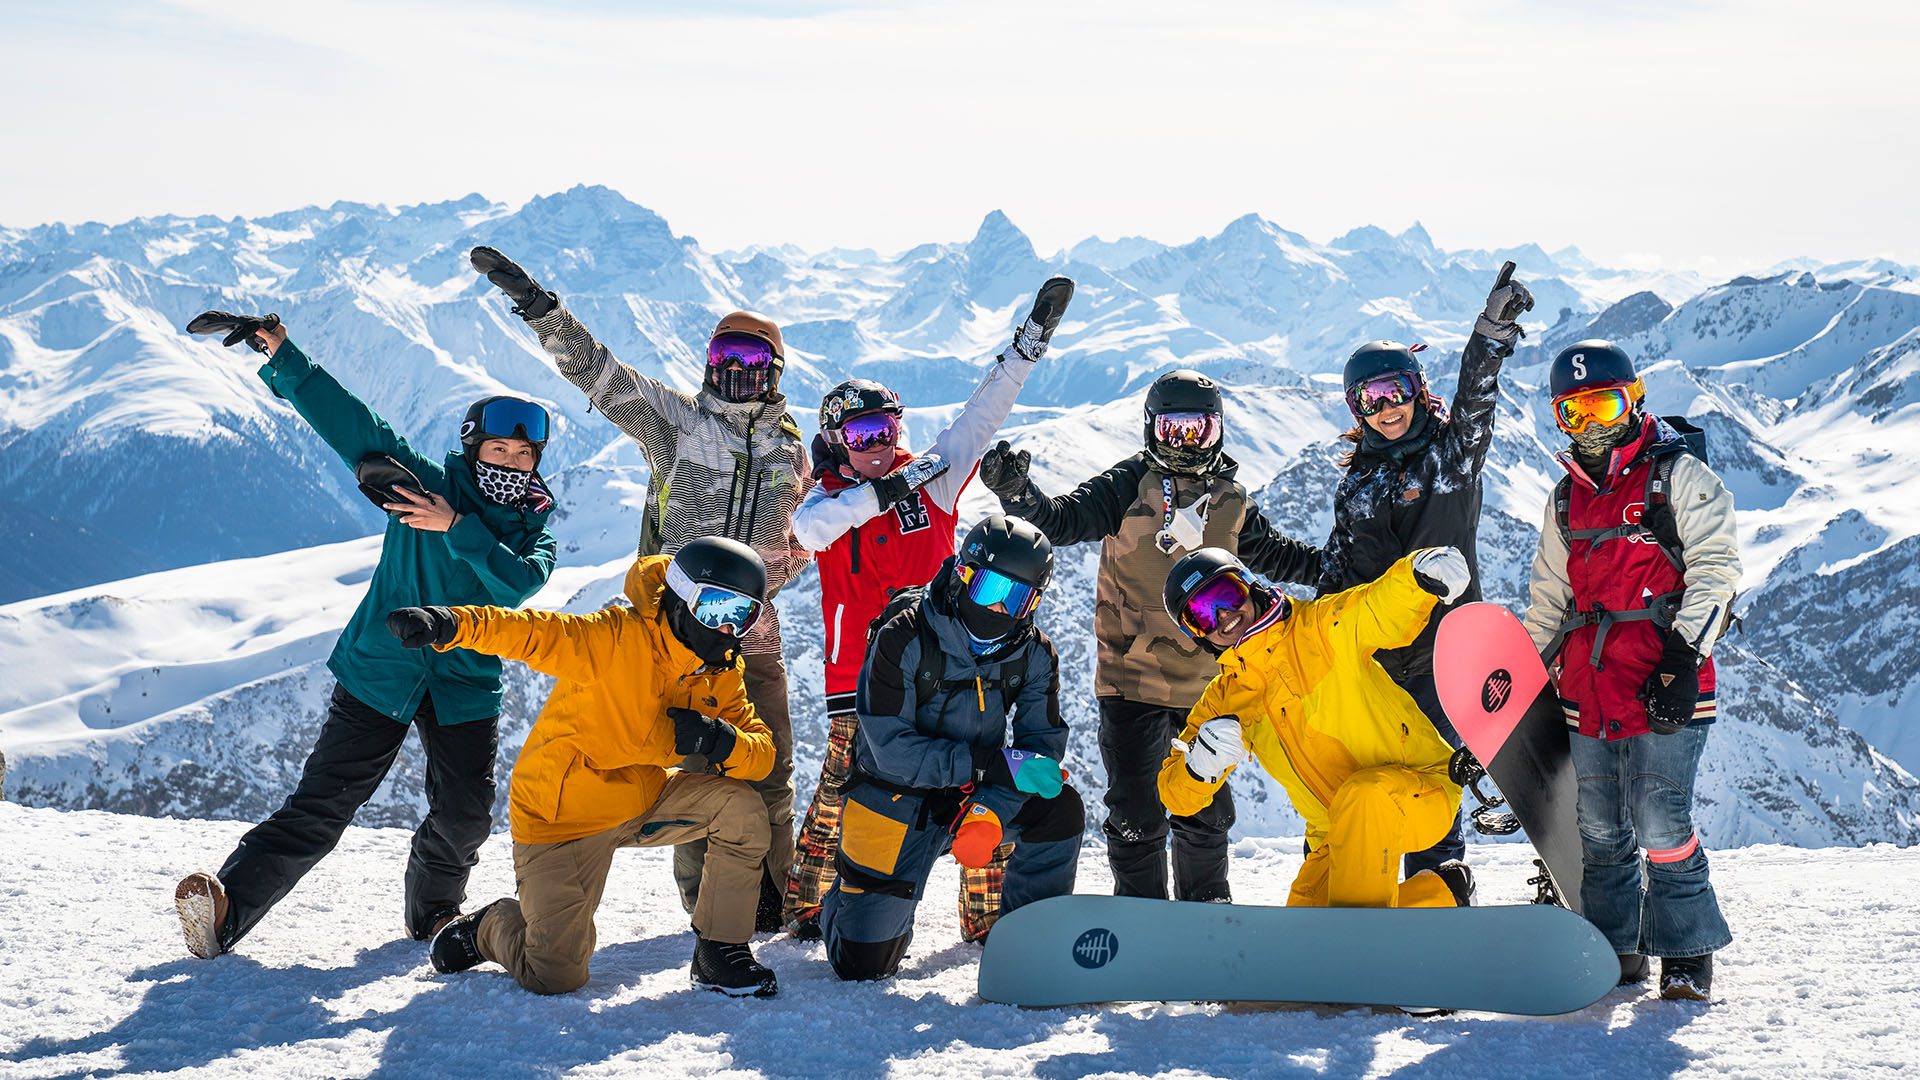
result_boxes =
[3,0,1915,272]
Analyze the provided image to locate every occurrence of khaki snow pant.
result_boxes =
[1287,766,1458,909]
[475,771,770,995]
[674,647,795,918]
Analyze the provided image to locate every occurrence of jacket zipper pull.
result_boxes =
[976,676,986,712]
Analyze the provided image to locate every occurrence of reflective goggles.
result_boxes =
[1552,380,1643,434]
[836,412,902,452]
[1177,573,1251,638]
[472,397,550,444]
[1346,372,1421,418]
[666,563,762,636]
[957,562,1042,619]
[706,332,779,370]
[1152,410,1221,449]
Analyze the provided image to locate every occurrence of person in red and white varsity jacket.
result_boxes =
[1522,339,1741,1003]
[783,277,1075,940]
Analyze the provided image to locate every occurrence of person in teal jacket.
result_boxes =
[172,312,558,960]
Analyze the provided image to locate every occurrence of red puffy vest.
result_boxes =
[1554,421,1716,740]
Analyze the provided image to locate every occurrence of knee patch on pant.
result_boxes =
[829,933,909,981]
[1012,784,1085,845]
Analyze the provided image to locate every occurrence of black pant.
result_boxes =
[1097,698,1233,902]
[216,684,498,949]
[1396,670,1467,877]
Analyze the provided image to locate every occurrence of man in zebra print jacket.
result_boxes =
[471,246,814,933]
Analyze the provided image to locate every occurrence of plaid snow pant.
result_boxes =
[788,707,1011,940]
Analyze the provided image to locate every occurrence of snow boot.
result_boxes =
[1618,953,1650,985]
[1659,954,1713,1001]
[788,909,823,942]
[691,937,778,998]
[755,876,784,935]
[174,871,229,959]
[430,902,498,974]
[413,907,461,943]
[1434,860,1476,906]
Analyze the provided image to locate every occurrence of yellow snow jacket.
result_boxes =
[439,556,774,844]
[1158,554,1460,849]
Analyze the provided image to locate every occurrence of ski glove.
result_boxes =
[1473,261,1535,345]
[387,607,459,649]
[185,310,281,354]
[951,803,1004,869]
[1000,276,1076,364]
[1411,546,1472,604]
[1641,634,1702,735]
[978,440,1033,501]
[974,746,1066,798]
[1178,715,1246,784]
[469,246,557,320]
[870,452,951,510]
[667,707,740,762]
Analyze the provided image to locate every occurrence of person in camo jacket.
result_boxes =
[785,276,1074,941]
[470,246,812,933]
[979,369,1322,903]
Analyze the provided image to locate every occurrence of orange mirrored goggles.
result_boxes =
[1552,379,1644,434]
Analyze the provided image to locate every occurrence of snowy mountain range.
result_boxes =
[3,185,1917,851]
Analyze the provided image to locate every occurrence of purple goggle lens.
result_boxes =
[707,332,778,370]
[838,412,901,452]
[1181,574,1251,636]
[1347,372,1420,417]
[1153,411,1221,449]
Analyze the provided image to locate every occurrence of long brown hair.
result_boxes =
[1336,390,1449,471]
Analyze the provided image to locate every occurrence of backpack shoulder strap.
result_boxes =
[912,614,945,704]
[1553,475,1573,549]
[1640,452,1686,573]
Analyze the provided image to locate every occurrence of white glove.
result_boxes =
[1174,715,1247,783]
[1411,546,1471,605]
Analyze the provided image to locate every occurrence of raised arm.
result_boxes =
[1439,263,1535,477]
[1236,504,1325,588]
[436,604,625,682]
[1308,551,1444,657]
[982,450,1144,547]
[251,331,442,487]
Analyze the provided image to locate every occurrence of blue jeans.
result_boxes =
[1570,725,1731,958]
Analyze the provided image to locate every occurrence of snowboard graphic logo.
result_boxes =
[1072,928,1119,969]
[1482,668,1514,712]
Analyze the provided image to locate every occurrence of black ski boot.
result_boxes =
[430,902,497,974]
[1659,954,1713,1001]
[1618,953,1650,985]
[691,937,779,998]
[788,908,823,942]
[1434,860,1476,907]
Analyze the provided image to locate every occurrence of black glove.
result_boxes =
[1002,276,1076,363]
[977,440,1032,501]
[870,452,951,509]
[1473,261,1535,345]
[386,606,458,649]
[1641,634,1701,735]
[1448,746,1487,787]
[667,707,739,761]
[185,310,281,354]
[469,246,557,320]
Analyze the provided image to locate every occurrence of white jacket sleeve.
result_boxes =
[1523,498,1574,655]
[790,479,883,552]
[1667,454,1742,657]
[921,354,1038,511]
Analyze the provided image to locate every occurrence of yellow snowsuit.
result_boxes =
[1158,554,1463,908]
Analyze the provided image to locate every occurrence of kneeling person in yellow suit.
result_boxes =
[388,538,782,997]
[1157,546,1476,908]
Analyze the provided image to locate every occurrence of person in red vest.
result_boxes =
[1523,340,1741,1002]
[784,277,1074,940]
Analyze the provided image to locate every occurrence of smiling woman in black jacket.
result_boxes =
[1316,263,1534,885]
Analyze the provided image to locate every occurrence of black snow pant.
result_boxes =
[1098,697,1233,902]
[215,683,498,951]
[1397,670,1468,878]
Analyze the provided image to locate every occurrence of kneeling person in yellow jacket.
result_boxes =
[388,538,782,997]
[1158,546,1475,909]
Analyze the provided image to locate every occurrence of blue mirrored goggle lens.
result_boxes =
[963,565,1039,617]
[477,398,550,443]
[690,585,760,634]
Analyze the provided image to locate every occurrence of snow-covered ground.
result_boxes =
[2,802,1914,1080]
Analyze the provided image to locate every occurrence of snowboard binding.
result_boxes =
[1450,747,1519,835]
[186,310,281,354]
[1528,858,1565,907]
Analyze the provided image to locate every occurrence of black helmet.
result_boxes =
[1342,341,1429,420]
[668,536,768,604]
[1550,340,1638,398]
[663,537,768,661]
[958,514,1053,591]
[819,379,902,431]
[950,514,1052,645]
[1143,369,1225,475]
[461,395,551,463]
[1164,546,1278,650]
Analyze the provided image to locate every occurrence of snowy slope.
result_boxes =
[3,802,1917,1080]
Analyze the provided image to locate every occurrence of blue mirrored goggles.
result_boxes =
[475,397,550,444]
[958,563,1042,619]
[688,584,762,636]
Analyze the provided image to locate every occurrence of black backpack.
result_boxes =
[866,585,1025,717]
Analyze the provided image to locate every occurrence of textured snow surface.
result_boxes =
[2,802,1915,1080]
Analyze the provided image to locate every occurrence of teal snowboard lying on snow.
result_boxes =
[977,895,1616,1015]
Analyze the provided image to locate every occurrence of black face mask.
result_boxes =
[664,593,740,666]
[958,600,1020,643]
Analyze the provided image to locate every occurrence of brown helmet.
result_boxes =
[711,310,784,360]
